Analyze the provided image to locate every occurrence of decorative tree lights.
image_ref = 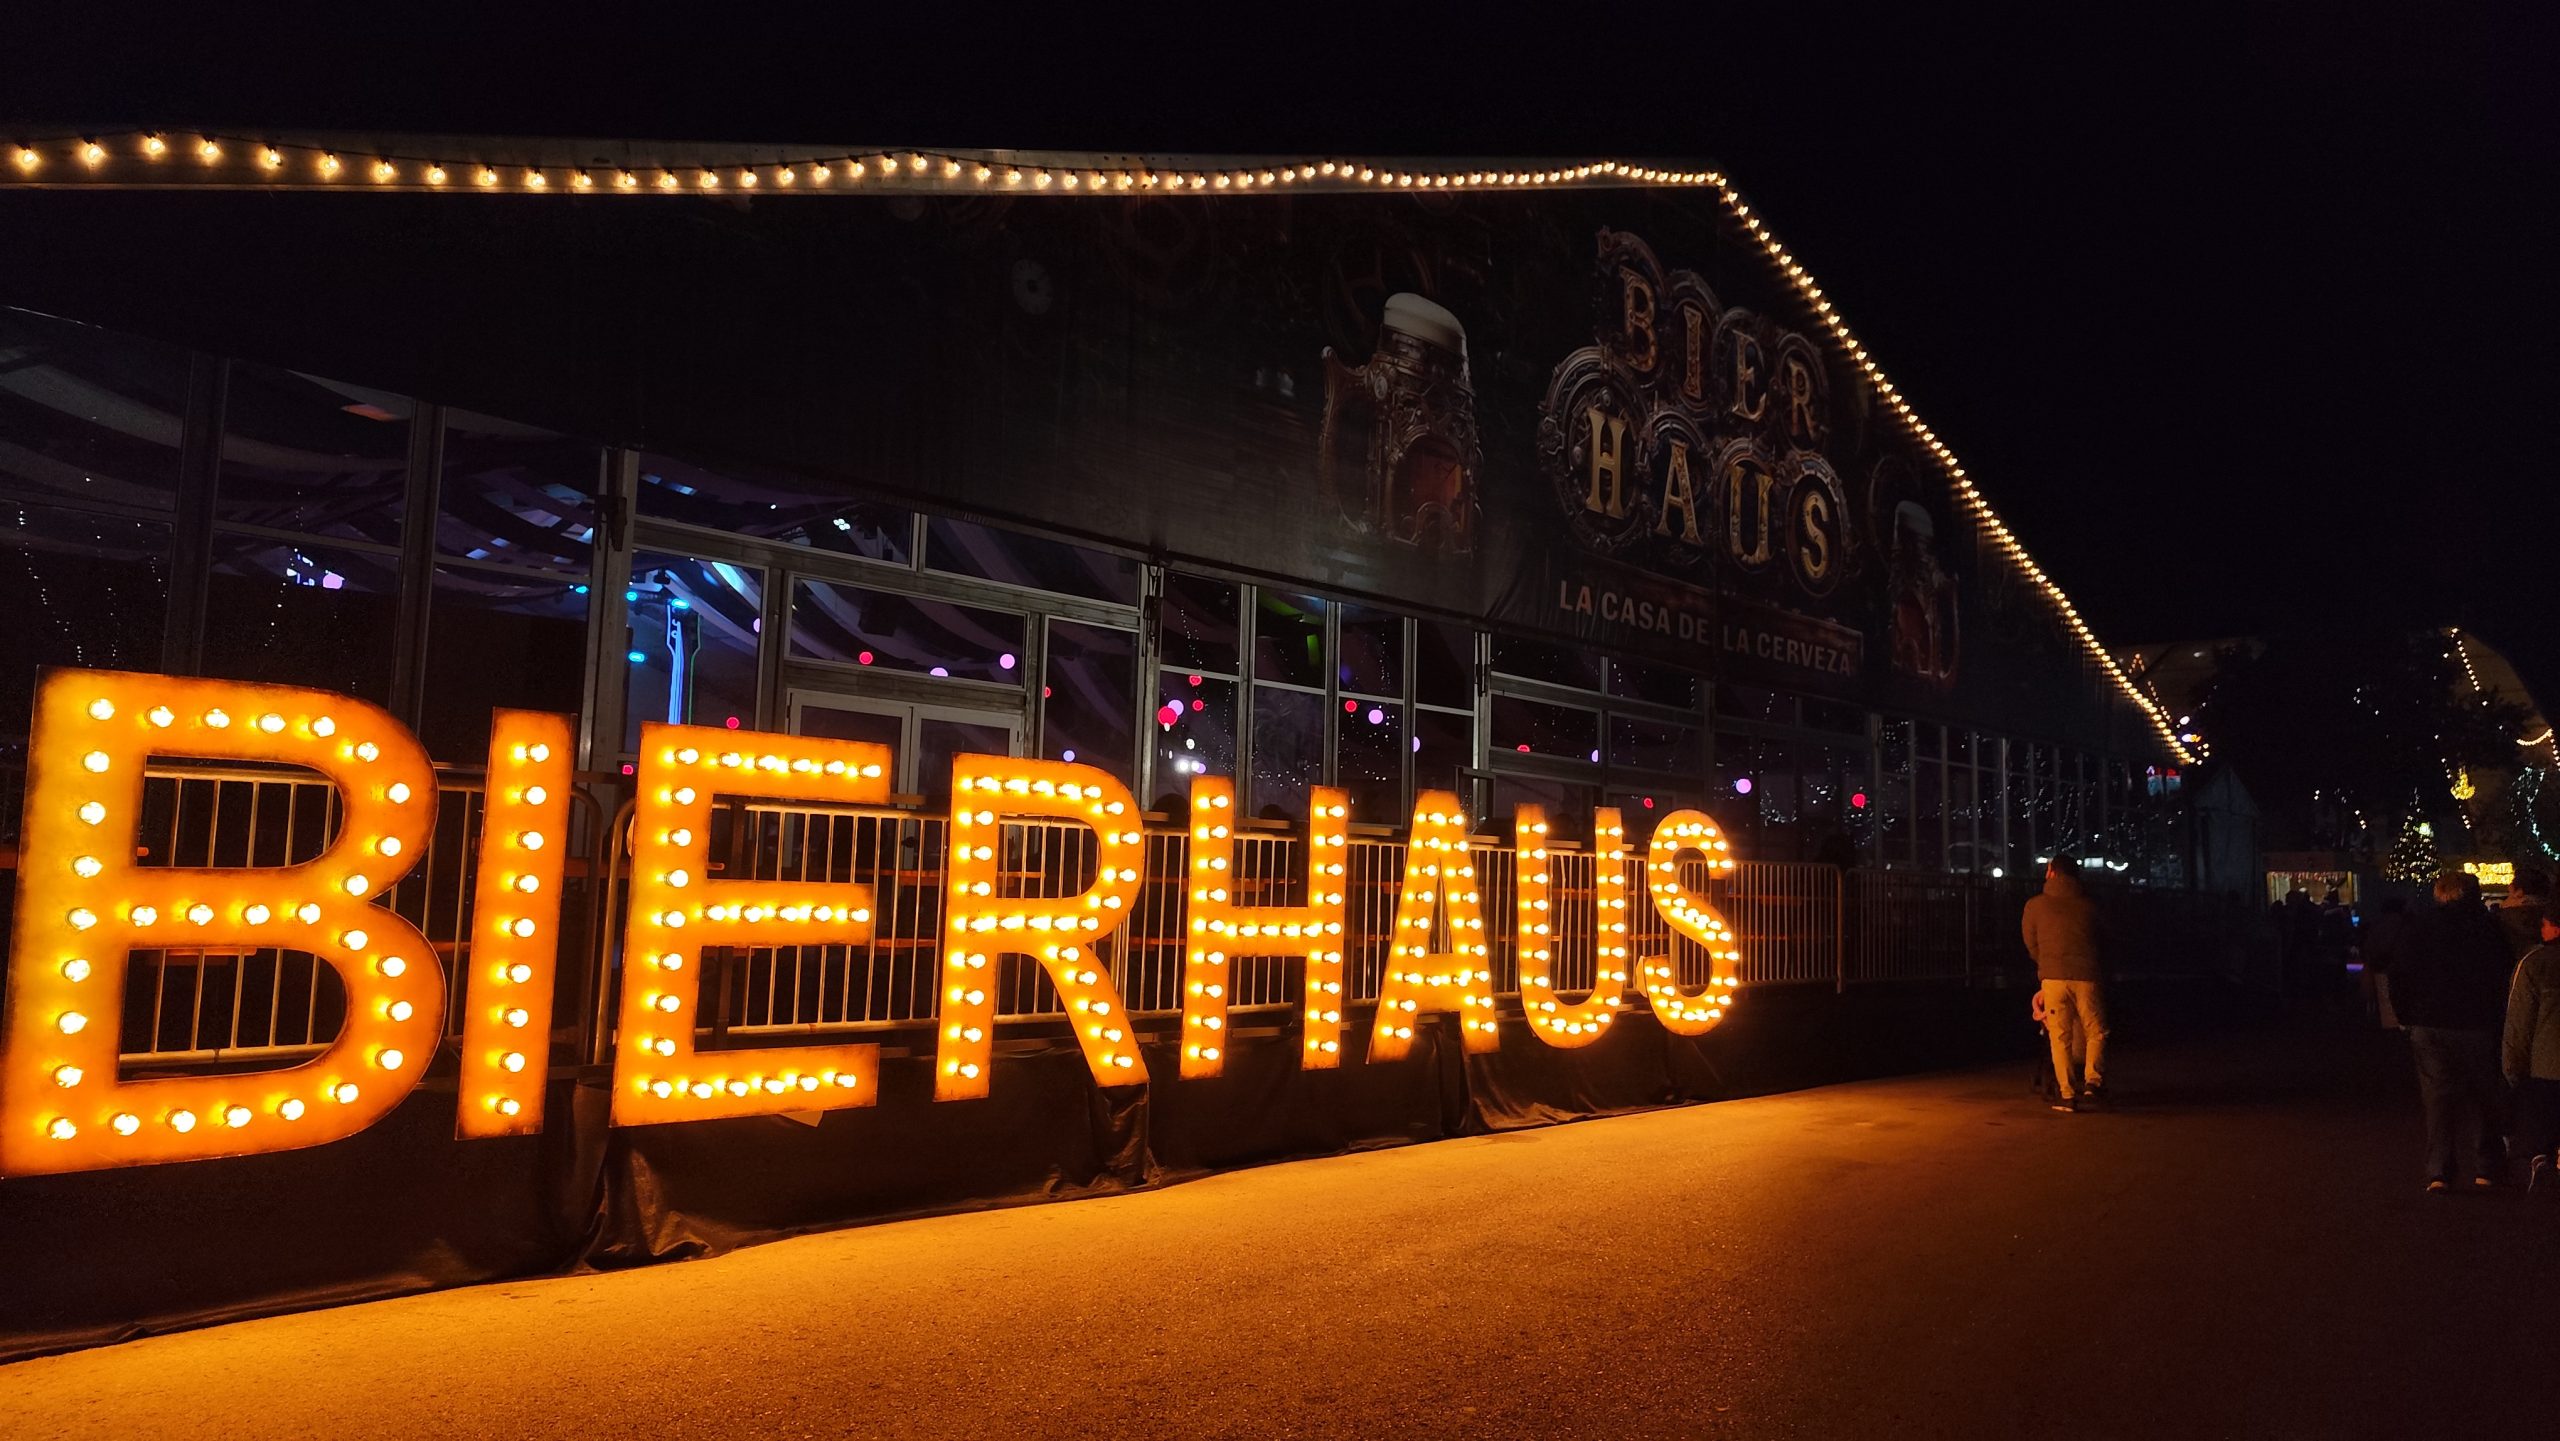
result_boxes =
[455,711,573,1138]
[936,758,1148,1100]
[0,672,443,1175]
[1639,811,1743,1035]
[1368,792,1500,1062]
[610,724,892,1125]
[1514,806,1633,1048]
[1178,777,1350,1078]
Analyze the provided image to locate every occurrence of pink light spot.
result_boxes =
[1187,674,1202,687]
[857,650,875,665]
[1367,708,1385,725]
[1158,702,1182,727]
[1043,686,1053,698]
[999,653,1016,670]
[1343,699,1358,714]
[1733,777,1754,795]
[1850,791,1869,809]
[620,763,636,776]
[1190,698,1204,712]
[1515,744,1531,753]
[1641,796,1656,809]
[724,716,740,730]
[930,667,949,677]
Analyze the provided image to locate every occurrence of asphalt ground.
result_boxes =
[3,1017,2553,1439]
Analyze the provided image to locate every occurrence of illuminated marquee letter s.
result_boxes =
[1515,805,1633,1047]
[1639,810,1744,1034]
[0,670,442,1176]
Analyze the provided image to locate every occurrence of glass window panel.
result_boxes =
[217,361,409,545]
[1491,775,1599,843]
[442,412,603,575]
[1801,743,1845,843]
[916,715,1014,810]
[1607,658,1701,709]
[1802,697,1867,736]
[1608,714,1700,773]
[1249,685,1325,820]
[2010,741,2037,873]
[636,450,914,566]
[1490,634,1602,692]
[1412,707,1474,813]
[201,536,402,702]
[2032,745,2059,859]
[1413,620,1474,707]
[1839,742,1878,859]
[1152,671,1237,811]
[1042,620,1136,784]
[0,500,169,729]
[1914,742,1946,871]
[1336,604,1404,698]
[1252,591,1328,688]
[1717,684,1789,727]
[1492,694,1599,762]
[626,553,765,750]
[0,308,189,512]
[1878,720,1913,866]
[928,516,1138,602]
[1944,738,1984,873]
[1336,698,1404,822]
[787,579,1025,683]
[1159,572,1240,675]
[420,566,589,762]
[1711,732,1770,851]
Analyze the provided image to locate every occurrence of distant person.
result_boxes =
[2505,908,2560,1199]
[2497,867,2551,961]
[2373,872,2513,1192]
[2022,857,2108,1112]
[2360,895,2413,1027]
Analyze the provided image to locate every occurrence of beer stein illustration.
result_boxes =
[1319,292,1482,553]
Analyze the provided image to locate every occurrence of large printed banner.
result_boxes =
[0,669,1748,1177]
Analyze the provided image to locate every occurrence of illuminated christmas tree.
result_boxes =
[2381,809,2438,884]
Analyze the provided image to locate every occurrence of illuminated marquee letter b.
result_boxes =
[0,670,442,1176]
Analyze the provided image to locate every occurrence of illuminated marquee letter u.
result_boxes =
[0,670,443,1176]
[1514,805,1634,1047]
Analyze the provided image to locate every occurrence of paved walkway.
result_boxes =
[3,1019,2554,1439]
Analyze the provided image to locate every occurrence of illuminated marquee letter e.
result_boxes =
[612,723,890,1125]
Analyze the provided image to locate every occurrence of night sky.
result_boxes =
[12,9,2556,695]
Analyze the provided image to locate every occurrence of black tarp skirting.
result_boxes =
[1,985,2047,1361]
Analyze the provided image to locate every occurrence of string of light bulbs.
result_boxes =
[0,127,2194,762]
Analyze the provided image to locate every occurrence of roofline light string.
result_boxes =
[1,128,2190,761]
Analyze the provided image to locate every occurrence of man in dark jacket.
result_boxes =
[2022,859,2107,1112]
[2374,872,2514,1191]
[2497,867,2551,961]
[2503,908,2560,1198]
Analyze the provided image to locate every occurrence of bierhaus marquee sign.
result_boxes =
[0,669,1747,1178]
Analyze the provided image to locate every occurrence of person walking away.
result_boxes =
[2023,858,2108,1112]
[2373,872,2514,1192]
[2497,867,2551,962]
[2504,909,2560,1200]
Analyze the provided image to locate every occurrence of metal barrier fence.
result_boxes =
[0,762,2240,1074]
[0,758,607,1069]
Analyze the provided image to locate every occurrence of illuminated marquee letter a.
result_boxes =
[1367,792,1499,1063]
[0,670,443,1177]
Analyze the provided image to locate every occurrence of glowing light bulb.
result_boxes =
[71,854,102,878]
[378,1049,405,1071]
[333,1082,360,1104]
[388,1000,413,1022]
[76,801,106,825]
[81,750,109,773]
[279,1098,306,1120]
[47,1118,76,1141]
[386,781,410,803]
